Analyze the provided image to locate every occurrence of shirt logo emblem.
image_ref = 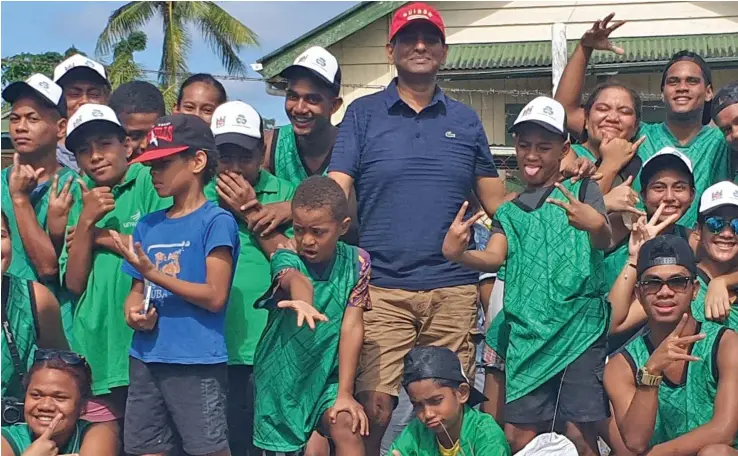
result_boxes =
[445,131,456,138]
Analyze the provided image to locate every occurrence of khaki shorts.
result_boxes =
[355,284,479,397]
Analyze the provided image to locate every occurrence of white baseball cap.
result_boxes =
[53,54,108,86]
[510,96,567,137]
[640,146,694,189]
[280,46,341,94]
[65,104,125,152]
[211,101,263,150]
[699,181,738,215]
[2,73,66,116]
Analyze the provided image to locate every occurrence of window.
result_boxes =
[504,103,526,146]
[641,101,666,124]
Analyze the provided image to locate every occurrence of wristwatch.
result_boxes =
[636,366,663,387]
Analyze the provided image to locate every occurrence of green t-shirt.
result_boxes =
[226,170,296,365]
[59,164,171,395]
[253,243,361,452]
[388,405,511,456]
[491,179,609,402]
[1,420,91,455]
[691,268,738,331]
[635,123,730,228]
[623,322,736,448]
[1,275,37,399]
[1,166,82,342]
[272,124,328,186]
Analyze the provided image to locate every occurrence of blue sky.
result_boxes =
[1,1,358,124]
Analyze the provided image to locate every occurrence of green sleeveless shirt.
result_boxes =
[271,124,328,186]
[691,268,738,331]
[1,420,91,455]
[491,179,609,402]
[1,275,37,399]
[623,322,735,447]
[253,242,359,452]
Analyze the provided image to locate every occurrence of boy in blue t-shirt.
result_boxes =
[115,114,240,456]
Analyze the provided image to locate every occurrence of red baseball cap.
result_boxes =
[389,3,445,42]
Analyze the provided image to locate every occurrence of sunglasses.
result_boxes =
[34,349,87,367]
[637,276,694,295]
[704,216,738,235]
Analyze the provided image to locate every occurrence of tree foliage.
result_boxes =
[105,31,148,89]
[1,47,86,87]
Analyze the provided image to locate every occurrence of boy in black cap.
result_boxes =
[388,346,510,455]
[605,234,738,455]
[113,114,240,456]
[713,81,738,156]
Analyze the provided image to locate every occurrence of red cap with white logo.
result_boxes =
[389,3,445,42]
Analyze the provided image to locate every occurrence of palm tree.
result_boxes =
[105,31,148,89]
[96,1,258,89]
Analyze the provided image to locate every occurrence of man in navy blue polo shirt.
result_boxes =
[328,3,506,453]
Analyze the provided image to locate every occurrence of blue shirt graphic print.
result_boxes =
[122,200,240,364]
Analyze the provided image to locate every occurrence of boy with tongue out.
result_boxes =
[443,96,612,454]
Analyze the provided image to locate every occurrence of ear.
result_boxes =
[386,43,395,64]
[561,140,571,160]
[330,97,344,116]
[191,149,208,175]
[123,136,134,160]
[691,277,701,300]
[57,118,68,142]
[339,216,351,236]
[457,383,471,404]
[705,84,714,103]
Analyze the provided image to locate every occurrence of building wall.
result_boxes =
[327,0,738,142]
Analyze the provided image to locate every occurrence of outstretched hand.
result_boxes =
[580,13,626,54]
[110,231,155,277]
[277,300,328,330]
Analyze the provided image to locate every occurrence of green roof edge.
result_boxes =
[257,1,407,79]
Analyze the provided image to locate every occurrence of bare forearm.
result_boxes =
[337,314,363,395]
[554,43,593,137]
[282,271,314,304]
[620,388,661,453]
[95,229,130,256]
[609,258,638,331]
[608,213,630,250]
[12,196,58,279]
[256,232,290,257]
[49,218,68,257]
[646,424,737,456]
[65,220,96,296]
[597,163,621,194]
[589,216,612,250]
[455,250,505,273]
[144,269,228,312]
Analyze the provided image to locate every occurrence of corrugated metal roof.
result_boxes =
[443,33,738,71]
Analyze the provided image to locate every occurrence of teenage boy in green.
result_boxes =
[388,346,510,456]
[1,73,82,340]
[253,176,369,456]
[209,100,296,455]
[60,103,172,421]
[712,81,738,159]
[443,97,611,455]
[115,114,240,456]
[605,235,738,456]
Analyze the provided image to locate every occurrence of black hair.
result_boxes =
[433,378,463,390]
[285,66,341,98]
[180,147,218,184]
[292,176,349,221]
[176,73,227,107]
[108,81,166,118]
[661,51,712,90]
[24,357,93,402]
[584,81,643,127]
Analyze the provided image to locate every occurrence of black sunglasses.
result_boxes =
[34,349,87,367]
[704,215,738,235]
[637,276,694,295]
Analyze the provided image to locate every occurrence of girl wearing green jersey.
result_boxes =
[605,235,738,456]
[1,350,117,456]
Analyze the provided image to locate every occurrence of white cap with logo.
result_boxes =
[211,101,263,150]
[700,181,738,214]
[640,146,694,189]
[280,46,341,92]
[2,73,65,115]
[53,54,108,86]
[66,104,124,151]
[510,96,567,137]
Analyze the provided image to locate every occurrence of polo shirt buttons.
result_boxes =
[415,132,420,138]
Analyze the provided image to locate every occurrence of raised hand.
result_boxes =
[215,171,257,215]
[561,156,602,183]
[627,203,681,259]
[328,393,369,436]
[9,153,44,197]
[547,183,603,231]
[600,135,646,171]
[604,176,645,216]
[580,13,626,54]
[22,412,63,456]
[645,314,704,375]
[277,300,328,330]
[704,277,732,323]
[78,179,115,225]
[110,231,155,277]
[442,201,484,261]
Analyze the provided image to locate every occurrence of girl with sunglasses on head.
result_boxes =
[1,350,119,456]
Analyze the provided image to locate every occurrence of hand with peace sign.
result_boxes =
[78,179,115,226]
[47,173,75,244]
[644,313,705,375]
[604,176,645,216]
[110,230,155,279]
[627,203,681,261]
[580,13,626,54]
[22,412,69,456]
[277,300,328,330]
[547,183,606,232]
[9,153,45,199]
[442,201,485,262]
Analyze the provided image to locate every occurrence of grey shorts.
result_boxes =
[124,357,229,455]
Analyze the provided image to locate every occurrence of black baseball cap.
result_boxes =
[712,81,738,122]
[403,346,487,406]
[637,234,697,280]
[131,114,216,164]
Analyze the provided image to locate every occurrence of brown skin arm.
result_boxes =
[236,210,290,257]
[475,176,506,216]
[455,232,508,273]
[553,43,592,139]
[337,307,364,396]
[645,331,738,456]
[263,129,275,173]
[65,219,96,296]
[1,436,15,456]
[280,269,315,304]
[79,421,121,456]
[33,282,69,350]
[604,353,661,454]
[12,196,59,280]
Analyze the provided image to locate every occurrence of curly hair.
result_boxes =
[109,81,166,118]
[291,176,349,221]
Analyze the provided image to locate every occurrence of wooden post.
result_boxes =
[552,22,567,96]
